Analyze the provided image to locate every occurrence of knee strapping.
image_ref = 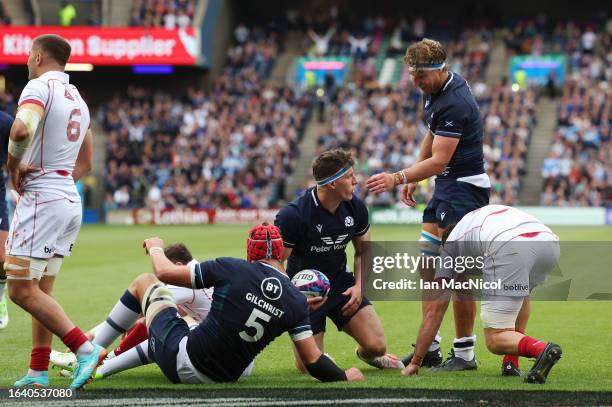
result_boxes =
[4,256,48,280]
[45,257,63,276]
[419,231,441,256]
[142,284,176,328]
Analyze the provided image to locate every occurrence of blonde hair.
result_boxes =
[404,38,447,71]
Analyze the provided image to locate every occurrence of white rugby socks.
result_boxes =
[453,335,476,361]
[428,333,442,352]
[97,341,151,377]
[93,290,142,348]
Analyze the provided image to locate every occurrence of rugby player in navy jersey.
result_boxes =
[367,38,497,373]
[85,223,363,384]
[0,111,13,329]
[275,150,403,372]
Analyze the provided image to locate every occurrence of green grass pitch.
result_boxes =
[0,224,611,394]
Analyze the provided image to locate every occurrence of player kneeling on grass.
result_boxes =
[402,205,562,384]
[84,223,362,385]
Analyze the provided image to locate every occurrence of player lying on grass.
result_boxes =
[50,243,257,379]
[402,205,562,384]
[82,223,363,385]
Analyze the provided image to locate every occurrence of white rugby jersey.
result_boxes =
[168,285,214,322]
[18,70,90,201]
[437,205,558,284]
[445,205,552,244]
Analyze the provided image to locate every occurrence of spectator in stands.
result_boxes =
[130,0,196,28]
[176,9,191,29]
[59,1,77,26]
[308,27,335,56]
[235,23,250,43]
[348,34,371,61]
[163,7,177,30]
[0,1,11,25]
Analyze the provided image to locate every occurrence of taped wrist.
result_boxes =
[411,354,424,366]
[304,354,347,382]
[8,138,31,160]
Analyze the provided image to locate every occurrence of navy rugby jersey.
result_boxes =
[187,257,312,382]
[275,187,370,282]
[423,72,485,180]
[0,111,13,166]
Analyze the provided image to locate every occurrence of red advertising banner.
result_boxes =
[131,208,280,225]
[0,26,198,65]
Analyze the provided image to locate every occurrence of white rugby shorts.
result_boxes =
[6,191,82,259]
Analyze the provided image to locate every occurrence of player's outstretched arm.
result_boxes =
[143,237,191,287]
[366,133,459,194]
[294,336,364,382]
[73,128,93,181]
[402,287,451,376]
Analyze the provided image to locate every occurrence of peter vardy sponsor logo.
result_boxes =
[310,234,349,252]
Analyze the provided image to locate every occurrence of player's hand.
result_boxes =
[365,172,395,195]
[10,163,40,194]
[143,237,165,254]
[341,285,362,316]
[400,183,418,207]
[307,295,327,312]
[345,367,364,381]
[401,363,420,376]
[176,305,188,317]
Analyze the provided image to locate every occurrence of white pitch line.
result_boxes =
[0,396,463,406]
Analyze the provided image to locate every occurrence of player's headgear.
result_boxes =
[247,222,284,262]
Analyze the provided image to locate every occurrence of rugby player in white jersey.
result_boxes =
[402,205,563,383]
[4,34,104,389]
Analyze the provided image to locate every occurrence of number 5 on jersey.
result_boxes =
[239,308,271,342]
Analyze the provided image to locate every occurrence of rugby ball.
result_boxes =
[291,269,330,298]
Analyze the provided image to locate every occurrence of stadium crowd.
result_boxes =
[102,25,312,210]
[298,11,491,83]
[540,23,611,206]
[540,74,610,207]
[98,10,608,209]
[129,0,197,28]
